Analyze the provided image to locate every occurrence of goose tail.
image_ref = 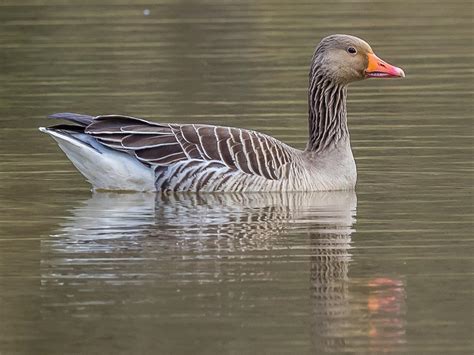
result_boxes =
[39,126,155,191]
[47,112,95,126]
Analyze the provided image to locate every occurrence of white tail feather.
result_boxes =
[40,127,155,191]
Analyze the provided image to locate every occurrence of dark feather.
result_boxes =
[122,134,177,149]
[48,112,94,127]
[45,124,85,133]
[86,117,145,134]
[234,151,252,174]
[145,152,188,165]
[217,138,234,166]
[180,125,201,144]
[135,144,184,162]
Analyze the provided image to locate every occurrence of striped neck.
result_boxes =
[306,72,349,153]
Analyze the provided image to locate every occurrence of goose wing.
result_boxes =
[84,115,296,180]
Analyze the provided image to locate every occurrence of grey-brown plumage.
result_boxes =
[40,34,404,192]
[91,115,298,190]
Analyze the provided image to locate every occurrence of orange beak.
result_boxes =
[365,52,405,78]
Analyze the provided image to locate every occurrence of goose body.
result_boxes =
[40,34,404,192]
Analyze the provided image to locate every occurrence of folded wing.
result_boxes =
[85,115,296,180]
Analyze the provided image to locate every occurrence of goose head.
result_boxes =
[312,34,405,85]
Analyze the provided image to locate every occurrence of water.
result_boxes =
[0,0,472,353]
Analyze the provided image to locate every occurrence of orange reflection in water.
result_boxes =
[367,277,406,352]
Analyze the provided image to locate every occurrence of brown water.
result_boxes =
[0,0,472,354]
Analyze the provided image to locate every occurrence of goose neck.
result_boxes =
[306,73,349,153]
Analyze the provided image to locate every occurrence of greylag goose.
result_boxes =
[40,34,404,192]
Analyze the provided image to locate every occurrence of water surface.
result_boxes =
[0,0,472,354]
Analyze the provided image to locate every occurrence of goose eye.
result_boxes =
[347,47,357,55]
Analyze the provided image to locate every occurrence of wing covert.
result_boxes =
[85,115,296,180]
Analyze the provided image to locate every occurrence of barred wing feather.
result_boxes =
[86,115,296,181]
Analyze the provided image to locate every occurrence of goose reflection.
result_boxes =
[46,191,356,252]
[41,191,405,351]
